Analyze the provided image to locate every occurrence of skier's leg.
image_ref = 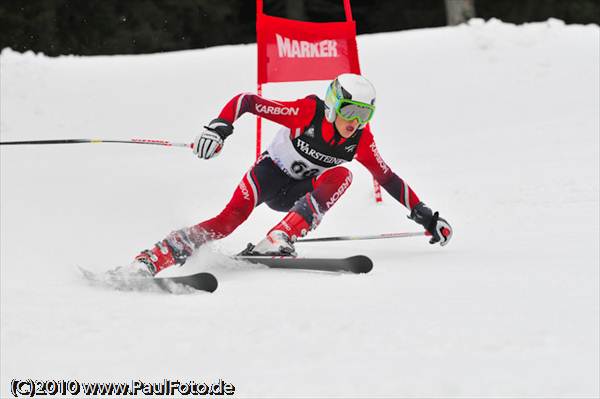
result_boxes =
[191,155,289,241]
[246,166,353,255]
[190,172,260,241]
[274,165,353,239]
[136,155,287,273]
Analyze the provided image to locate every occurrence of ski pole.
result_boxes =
[0,138,193,148]
[296,231,429,243]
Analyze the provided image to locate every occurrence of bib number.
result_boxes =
[291,160,319,178]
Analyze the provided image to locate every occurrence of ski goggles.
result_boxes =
[335,99,376,124]
[326,84,376,124]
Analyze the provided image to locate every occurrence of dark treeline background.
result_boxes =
[1,0,598,56]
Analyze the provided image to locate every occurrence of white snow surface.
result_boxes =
[1,19,599,398]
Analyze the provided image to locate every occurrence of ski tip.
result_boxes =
[192,272,218,293]
[204,273,219,292]
[157,272,219,293]
[348,255,373,274]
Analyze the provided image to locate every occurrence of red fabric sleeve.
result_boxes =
[217,93,316,129]
[355,126,421,210]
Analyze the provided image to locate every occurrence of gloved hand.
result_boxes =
[408,202,453,246]
[192,118,234,159]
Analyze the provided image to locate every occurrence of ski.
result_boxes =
[154,272,218,293]
[79,267,218,293]
[234,255,373,274]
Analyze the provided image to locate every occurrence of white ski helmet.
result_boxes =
[324,73,376,129]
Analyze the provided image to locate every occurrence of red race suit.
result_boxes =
[195,93,421,239]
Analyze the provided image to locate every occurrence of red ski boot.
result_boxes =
[135,228,200,275]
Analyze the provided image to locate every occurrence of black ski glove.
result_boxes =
[205,118,234,140]
[408,202,453,246]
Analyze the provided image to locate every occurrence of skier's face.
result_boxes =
[334,115,359,138]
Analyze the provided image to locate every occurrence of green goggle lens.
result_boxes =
[336,99,375,124]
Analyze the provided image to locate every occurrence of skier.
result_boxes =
[135,73,453,275]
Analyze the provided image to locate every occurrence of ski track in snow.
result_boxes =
[1,19,599,397]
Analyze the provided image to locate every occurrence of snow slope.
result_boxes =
[1,18,599,397]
